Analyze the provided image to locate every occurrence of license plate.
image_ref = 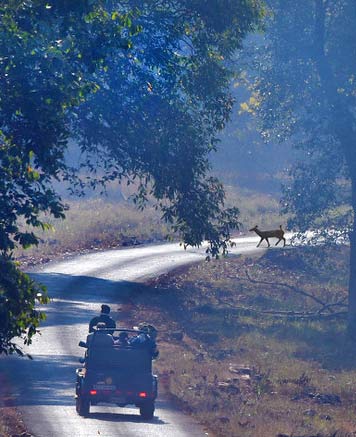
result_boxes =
[93,384,116,391]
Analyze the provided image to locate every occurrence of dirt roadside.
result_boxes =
[0,373,30,437]
[126,247,356,437]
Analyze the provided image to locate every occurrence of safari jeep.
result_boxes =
[75,329,158,420]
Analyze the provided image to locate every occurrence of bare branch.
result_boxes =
[317,298,348,315]
[245,270,328,307]
[218,301,346,320]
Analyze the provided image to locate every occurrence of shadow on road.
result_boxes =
[1,273,162,410]
[88,411,166,425]
[3,353,168,426]
[2,354,79,407]
[28,272,141,328]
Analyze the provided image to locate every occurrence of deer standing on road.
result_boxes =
[249,225,286,248]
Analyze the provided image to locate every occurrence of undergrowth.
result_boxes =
[130,245,356,437]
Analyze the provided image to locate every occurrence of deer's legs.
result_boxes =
[257,237,271,247]
[275,237,286,247]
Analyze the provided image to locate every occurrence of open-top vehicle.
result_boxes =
[75,328,158,419]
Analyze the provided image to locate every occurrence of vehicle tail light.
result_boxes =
[90,390,97,395]
[139,392,147,398]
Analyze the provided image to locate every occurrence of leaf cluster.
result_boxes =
[0,254,49,357]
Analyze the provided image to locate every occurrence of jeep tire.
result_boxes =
[76,396,90,417]
[140,401,155,420]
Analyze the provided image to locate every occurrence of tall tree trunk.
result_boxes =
[314,0,356,334]
[348,231,356,334]
[347,167,356,335]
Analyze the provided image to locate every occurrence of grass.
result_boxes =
[15,198,170,265]
[14,184,285,266]
[128,245,356,437]
[224,184,284,230]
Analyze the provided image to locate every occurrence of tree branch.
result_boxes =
[245,270,329,308]
[218,301,346,320]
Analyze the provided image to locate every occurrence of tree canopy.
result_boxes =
[241,0,356,332]
[0,0,263,354]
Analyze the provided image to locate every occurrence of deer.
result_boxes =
[249,225,286,248]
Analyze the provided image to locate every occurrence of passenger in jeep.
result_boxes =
[129,323,159,358]
[114,331,129,347]
[86,322,114,348]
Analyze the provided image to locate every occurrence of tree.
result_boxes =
[0,257,49,356]
[241,1,356,332]
[71,0,265,253]
[0,0,263,354]
[0,0,141,355]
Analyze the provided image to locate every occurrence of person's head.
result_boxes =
[96,322,107,332]
[101,304,110,314]
[138,322,157,340]
[118,332,129,342]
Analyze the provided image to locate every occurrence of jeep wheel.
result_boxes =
[76,396,90,417]
[140,401,155,420]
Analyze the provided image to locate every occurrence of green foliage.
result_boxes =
[161,177,241,258]
[72,0,263,257]
[0,0,263,354]
[0,0,137,253]
[0,0,141,353]
[0,255,49,357]
[0,0,138,355]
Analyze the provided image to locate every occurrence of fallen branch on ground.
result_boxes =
[245,270,347,316]
[245,270,327,307]
[203,270,348,320]
[218,300,347,320]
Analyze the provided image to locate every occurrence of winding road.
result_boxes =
[1,235,290,437]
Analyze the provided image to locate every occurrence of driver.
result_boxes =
[89,304,116,334]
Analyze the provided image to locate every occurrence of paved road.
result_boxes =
[1,235,289,437]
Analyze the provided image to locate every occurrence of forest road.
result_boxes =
[1,234,291,437]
